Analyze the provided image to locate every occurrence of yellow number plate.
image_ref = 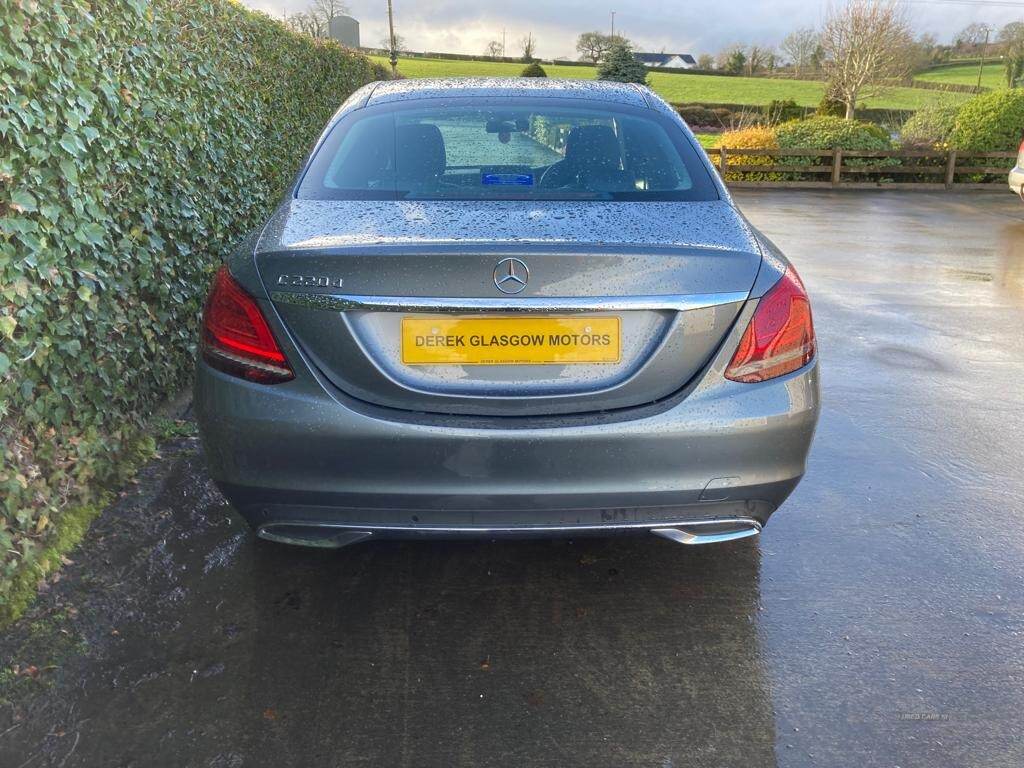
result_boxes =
[401,316,621,365]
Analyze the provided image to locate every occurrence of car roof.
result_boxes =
[363,77,651,109]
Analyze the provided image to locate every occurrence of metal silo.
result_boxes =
[328,15,360,48]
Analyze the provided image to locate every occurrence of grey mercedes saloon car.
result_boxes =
[195,78,819,549]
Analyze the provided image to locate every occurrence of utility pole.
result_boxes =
[502,27,506,57]
[977,25,991,93]
[387,0,398,77]
[610,10,616,38]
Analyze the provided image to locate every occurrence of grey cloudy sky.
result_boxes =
[240,0,1024,59]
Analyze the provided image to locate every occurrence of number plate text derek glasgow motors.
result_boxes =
[401,316,621,366]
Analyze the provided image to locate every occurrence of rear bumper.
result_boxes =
[195,343,820,543]
[248,516,768,548]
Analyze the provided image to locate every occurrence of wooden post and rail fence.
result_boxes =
[710,147,1016,190]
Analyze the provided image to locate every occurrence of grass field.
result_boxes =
[916,62,1004,90]
[372,56,969,111]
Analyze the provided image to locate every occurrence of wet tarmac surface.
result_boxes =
[2,190,1024,767]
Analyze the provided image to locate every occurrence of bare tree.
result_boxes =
[999,22,1024,86]
[819,0,913,119]
[781,28,818,77]
[746,45,770,76]
[899,32,940,74]
[519,33,537,62]
[286,11,326,38]
[696,53,714,70]
[312,0,348,29]
[998,21,1024,46]
[484,40,504,59]
[576,31,609,63]
[287,0,347,38]
[380,32,406,52]
[954,22,991,51]
[716,44,746,73]
[809,42,826,71]
[575,32,629,63]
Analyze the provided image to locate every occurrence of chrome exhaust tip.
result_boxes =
[650,519,761,545]
[258,524,373,549]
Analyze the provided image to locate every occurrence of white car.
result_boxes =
[1009,139,1024,198]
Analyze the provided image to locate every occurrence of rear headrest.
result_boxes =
[564,125,620,169]
[396,123,446,184]
[329,126,392,188]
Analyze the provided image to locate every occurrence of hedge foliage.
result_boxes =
[716,127,782,182]
[775,116,892,151]
[893,90,1024,151]
[763,99,805,125]
[949,89,1024,152]
[705,117,900,181]
[0,0,385,620]
[675,105,736,129]
[899,102,960,149]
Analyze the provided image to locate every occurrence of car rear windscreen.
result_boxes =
[296,99,719,202]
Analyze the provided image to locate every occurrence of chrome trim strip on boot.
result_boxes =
[269,290,749,314]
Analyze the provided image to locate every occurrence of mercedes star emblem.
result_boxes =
[493,257,529,294]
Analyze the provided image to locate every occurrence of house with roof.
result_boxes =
[633,52,697,69]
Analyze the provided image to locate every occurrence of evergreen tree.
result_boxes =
[597,41,648,84]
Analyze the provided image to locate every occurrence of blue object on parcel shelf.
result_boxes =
[481,173,534,185]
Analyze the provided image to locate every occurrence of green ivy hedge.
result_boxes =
[0,0,385,622]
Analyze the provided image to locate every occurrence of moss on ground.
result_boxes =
[0,608,89,706]
[0,431,158,627]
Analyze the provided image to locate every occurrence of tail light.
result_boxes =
[725,266,815,383]
[201,266,293,384]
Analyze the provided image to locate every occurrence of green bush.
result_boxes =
[776,116,892,151]
[520,62,547,77]
[763,99,804,124]
[950,89,1024,151]
[676,105,720,127]
[0,0,385,622]
[816,94,846,118]
[776,116,894,179]
[900,102,960,148]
